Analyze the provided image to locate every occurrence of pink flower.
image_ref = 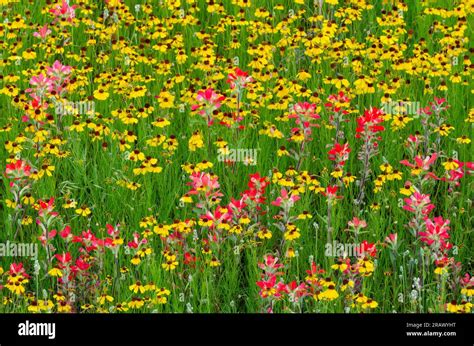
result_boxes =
[27,74,54,95]
[355,107,385,138]
[271,188,300,207]
[5,160,31,179]
[49,0,77,22]
[400,153,437,171]
[59,225,72,239]
[9,263,29,277]
[348,217,367,229]
[191,88,225,125]
[357,240,377,257]
[403,192,435,216]
[226,68,253,90]
[324,91,350,114]
[433,97,447,106]
[39,229,57,245]
[287,281,308,302]
[47,60,73,79]
[419,217,450,249]
[33,24,51,39]
[385,233,398,248]
[188,172,221,196]
[193,88,225,109]
[55,252,72,264]
[242,173,269,206]
[323,185,342,199]
[258,254,284,274]
[38,198,59,218]
[290,102,320,125]
[328,142,351,164]
[256,275,277,298]
[75,257,91,271]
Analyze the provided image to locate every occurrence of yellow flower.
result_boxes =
[63,199,77,209]
[198,217,213,227]
[331,261,348,272]
[296,70,311,81]
[152,118,171,128]
[130,255,142,265]
[98,294,114,305]
[380,163,393,173]
[129,281,146,294]
[286,247,295,258]
[284,226,301,241]
[153,224,170,237]
[156,287,171,297]
[5,199,17,209]
[257,228,272,239]
[48,268,63,277]
[434,265,448,275]
[188,131,204,151]
[370,203,381,211]
[330,168,343,178]
[116,302,129,312]
[156,91,175,109]
[162,255,178,271]
[446,301,459,313]
[461,286,474,297]
[93,88,110,100]
[57,301,72,313]
[400,184,415,196]
[40,164,55,177]
[6,282,25,295]
[321,286,339,301]
[128,298,145,309]
[209,257,221,267]
[75,205,91,217]
[39,300,54,311]
[456,136,471,144]
[22,194,35,205]
[81,304,94,311]
[196,160,213,170]
[342,173,356,186]
[180,195,193,204]
[341,279,355,292]
[362,299,378,309]
[28,301,41,313]
[22,49,37,60]
[297,211,312,220]
[277,146,290,157]
[442,159,459,170]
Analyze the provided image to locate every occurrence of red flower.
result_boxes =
[5,160,31,179]
[55,252,72,264]
[226,68,253,89]
[328,142,351,164]
[419,217,450,249]
[357,240,377,257]
[256,275,276,298]
[355,107,385,138]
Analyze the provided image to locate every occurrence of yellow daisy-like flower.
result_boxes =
[93,88,110,100]
[162,255,179,271]
[48,268,63,277]
[75,205,91,217]
[442,158,459,170]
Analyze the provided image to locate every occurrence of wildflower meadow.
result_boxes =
[0,0,473,314]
